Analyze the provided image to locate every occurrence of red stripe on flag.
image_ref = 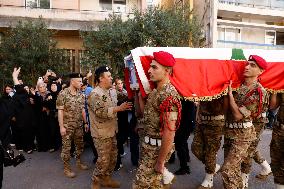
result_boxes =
[124,68,134,99]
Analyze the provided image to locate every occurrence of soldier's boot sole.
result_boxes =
[255,172,272,180]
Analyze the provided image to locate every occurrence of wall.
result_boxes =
[52,0,79,10]
[80,0,100,11]
[0,0,23,6]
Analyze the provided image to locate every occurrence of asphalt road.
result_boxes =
[3,129,274,189]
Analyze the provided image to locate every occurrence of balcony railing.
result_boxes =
[0,1,136,14]
[0,6,135,22]
[219,0,284,10]
[217,40,284,50]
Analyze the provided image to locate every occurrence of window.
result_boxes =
[39,0,50,9]
[114,0,126,5]
[26,0,37,8]
[100,0,112,11]
[218,26,241,41]
[25,0,50,9]
[113,0,126,13]
[276,31,284,45]
[265,30,276,45]
[63,49,76,72]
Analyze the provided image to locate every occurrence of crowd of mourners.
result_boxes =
[1,70,67,154]
[0,69,134,159]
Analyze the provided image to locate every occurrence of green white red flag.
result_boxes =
[125,47,284,101]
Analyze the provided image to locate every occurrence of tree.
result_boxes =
[0,18,69,86]
[81,6,205,76]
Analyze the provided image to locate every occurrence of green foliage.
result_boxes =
[0,19,69,86]
[81,6,205,76]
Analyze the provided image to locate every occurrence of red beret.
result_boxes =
[153,51,175,67]
[248,55,268,70]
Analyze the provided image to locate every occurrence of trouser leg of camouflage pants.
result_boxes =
[133,141,173,189]
[61,124,84,163]
[241,123,265,174]
[221,127,255,189]
[270,124,284,185]
[191,123,223,174]
[92,136,117,180]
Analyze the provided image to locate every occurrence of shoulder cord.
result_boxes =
[159,96,182,136]
[242,87,263,118]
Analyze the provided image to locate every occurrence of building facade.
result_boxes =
[0,0,146,72]
[0,0,194,73]
[194,0,284,50]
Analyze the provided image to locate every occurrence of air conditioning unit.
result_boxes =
[113,4,126,13]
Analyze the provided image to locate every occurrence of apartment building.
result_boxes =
[0,0,194,72]
[0,0,146,72]
[194,0,284,50]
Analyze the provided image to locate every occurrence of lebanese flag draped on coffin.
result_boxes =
[127,47,284,101]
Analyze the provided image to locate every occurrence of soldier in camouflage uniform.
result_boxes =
[221,55,268,189]
[191,98,226,189]
[88,66,132,189]
[270,93,284,189]
[241,92,271,183]
[56,73,88,178]
[132,51,181,189]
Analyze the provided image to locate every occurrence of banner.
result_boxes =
[128,47,284,101]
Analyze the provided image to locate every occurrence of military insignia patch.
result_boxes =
[102,95,107,102]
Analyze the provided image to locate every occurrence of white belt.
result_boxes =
[201,115,225,121]
[144,136,161,147]
[226,121,253,129]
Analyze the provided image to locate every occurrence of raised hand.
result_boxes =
[12,67,21,79]
[86,70,92,78]
[12,67,21,85]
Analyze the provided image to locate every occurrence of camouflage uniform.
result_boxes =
[271,93,284,184]
[191,98,225,174]
[221,81,267,189]
[241,93,270,174]
[133,82,181,189]
[88,86,118,180]
[56,88,84,163]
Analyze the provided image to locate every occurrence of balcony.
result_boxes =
[218,0,284,10]
[0,6,135,30]
[218,0,284,21]
[217,40,284,50]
